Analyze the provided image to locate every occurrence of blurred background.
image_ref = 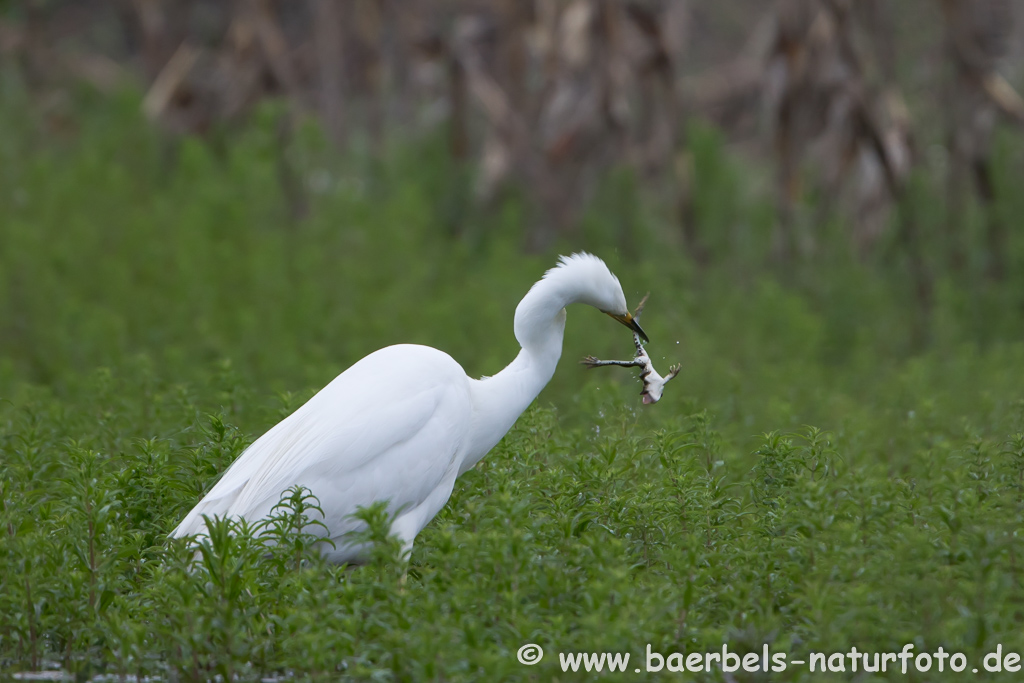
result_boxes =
[7,6,1024,675]
[2,0,1024,423]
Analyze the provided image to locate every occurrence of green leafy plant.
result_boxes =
[3,87,1024,681]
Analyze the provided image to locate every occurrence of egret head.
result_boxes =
[539,253,648,342]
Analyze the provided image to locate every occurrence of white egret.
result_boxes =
[172,252,646,563]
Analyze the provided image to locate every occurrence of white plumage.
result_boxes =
[172,253,645,563]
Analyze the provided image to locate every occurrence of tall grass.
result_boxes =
[4,81,1024,680]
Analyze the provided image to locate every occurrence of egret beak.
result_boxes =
[606,311,649,343]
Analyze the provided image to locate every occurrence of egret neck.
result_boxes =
[460,275,572,474]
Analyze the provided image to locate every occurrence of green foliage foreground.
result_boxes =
[4,86,1024,681]
[6,378,1024,682]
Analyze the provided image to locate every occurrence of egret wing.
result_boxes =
[173,345,471,540]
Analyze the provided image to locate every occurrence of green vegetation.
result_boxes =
[4,84,1024,681]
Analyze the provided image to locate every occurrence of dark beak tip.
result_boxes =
[606,310,649,342]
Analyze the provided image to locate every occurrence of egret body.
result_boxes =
[172,253,645,563]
